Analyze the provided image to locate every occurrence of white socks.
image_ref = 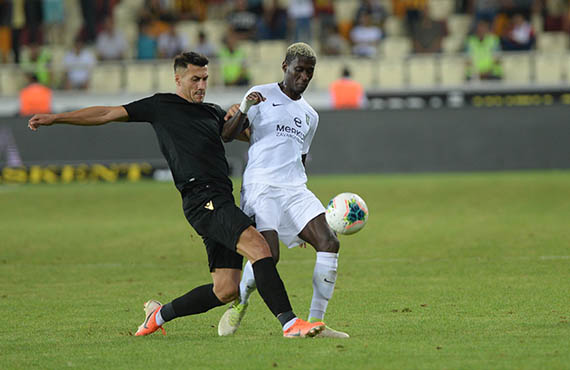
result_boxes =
[239,260,257,305]
[309,252,339,321]
[282,317,298,331]
[155,308,165,326]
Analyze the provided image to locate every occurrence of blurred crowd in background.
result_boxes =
[0,0,569,92]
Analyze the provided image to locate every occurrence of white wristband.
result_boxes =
[239,97,254,114]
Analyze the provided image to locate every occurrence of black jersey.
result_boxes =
[123,93,232,192]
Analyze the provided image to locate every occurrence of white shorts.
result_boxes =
[240,183,326,248]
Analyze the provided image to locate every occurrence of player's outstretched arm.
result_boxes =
[28,106,129,131]
[223,104,251,142]
[221,91,264,142]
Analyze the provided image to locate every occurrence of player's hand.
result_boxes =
[246,91,265,106]
[28,114,56,131]
[224,104,240,121]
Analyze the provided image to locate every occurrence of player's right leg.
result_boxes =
[218,230,280,336]
[236,226,324,338]
[299,214,349,338]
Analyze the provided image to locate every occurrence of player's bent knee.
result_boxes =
[237,226,272,263]
[317,235,340,253]
[213,284,239,303]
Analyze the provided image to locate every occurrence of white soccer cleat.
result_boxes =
[309,318,350,338]
[218,301,248,336]
[315,325,350,338]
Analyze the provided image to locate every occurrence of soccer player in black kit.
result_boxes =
[28,52,325,338]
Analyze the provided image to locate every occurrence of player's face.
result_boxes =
[282,56,315,95]
[177,64,208,103]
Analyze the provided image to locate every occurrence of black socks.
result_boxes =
[160,283,223,322]
[252,257,295,323]
[159,258,295,328]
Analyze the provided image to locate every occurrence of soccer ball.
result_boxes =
[325,192,369,235]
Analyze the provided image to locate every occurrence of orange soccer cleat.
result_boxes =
[135,300,166,336]
[283,318,325,338]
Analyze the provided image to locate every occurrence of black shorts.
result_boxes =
[181,184,253,272]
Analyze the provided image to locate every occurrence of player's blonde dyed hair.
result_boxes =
[285,42,317,64]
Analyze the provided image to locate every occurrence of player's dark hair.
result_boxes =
[174,52,209,72]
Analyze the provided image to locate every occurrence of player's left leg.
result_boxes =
[159,268,239,322]
[135,268,239,336]
[219,230,281,336]
[299,214,349,338]
[136,214,245,337]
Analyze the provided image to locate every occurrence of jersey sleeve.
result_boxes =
[123,95,157,123]
[212,104,227,135]
[302,112,319,155]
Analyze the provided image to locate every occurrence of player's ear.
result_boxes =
[174,72,181,87]
[281,61,287,73]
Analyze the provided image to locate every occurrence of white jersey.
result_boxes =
[243,83,319,187]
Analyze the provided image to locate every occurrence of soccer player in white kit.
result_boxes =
[218,43,348,338]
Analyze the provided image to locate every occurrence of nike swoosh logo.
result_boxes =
[272,103,283,106]
[142,310,155,329]
[324,278,335,284]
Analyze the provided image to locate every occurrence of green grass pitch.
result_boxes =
[1,171,568,369]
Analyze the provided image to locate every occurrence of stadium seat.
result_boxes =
[378,0,393,14]
[249,60,284,86]
[120,23,139,59]
[156,62,175,92]
[343,58,376,89]
[114,0,141,58]
[175,21,200,45]
[442,35,465,53]
[447,15,472,38]
[531,14,543,35]
[313,58,344,90]
[428,0,455,21]
[534,53,564,84]
[207,61,224,87]
[334,0,360,23]
[562,54,570,84]
[384,16,406,37]
[89,64,123,93]
[501,54,531,84]
[118,0,145,9]
[377,59,405,88]
[202,20,228,49]
[239,40,258,61]
[313,58,375,89]
[257,41,288,61]
[408,57,437,87]
[439,56,466,86]
[380,37,412,58]
[49,45,67,88]
[537,32,569,52]
[0,66,27,96]
[62,0,83,47]
[125,63,155,93]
